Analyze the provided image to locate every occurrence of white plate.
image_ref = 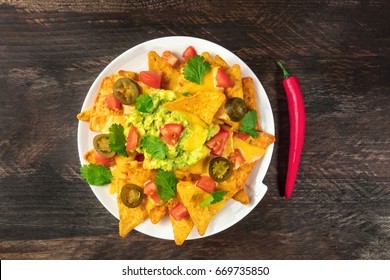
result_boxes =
[77,36,275,240]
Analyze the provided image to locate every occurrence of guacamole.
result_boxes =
[127,89,219,171]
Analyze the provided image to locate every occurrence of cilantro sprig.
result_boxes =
[80,164,113,186]
[141,135,168,160]
[154,169,178,201]
[183,55,211,85]
[239,110,259,138]
[135,94,154,113]
[109,123,128,157]
[200,190,228,208]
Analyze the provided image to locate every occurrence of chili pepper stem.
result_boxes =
[277,61,290,79]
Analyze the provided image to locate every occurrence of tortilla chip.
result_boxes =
[214,55,229,70]
[89,75,125,132]
[118,184,148,237]
[77,108,92,122]
[145,197,168,224]
[164,91,226,124]
[233,188,250,205]
[242,77,261,130]
[168,198,194,245]
[200,52,214,65]
[148,51,181,91]
[83,149,95,164]
[225,64,244,100]
[249,131,276,148]
[177,180,231,236]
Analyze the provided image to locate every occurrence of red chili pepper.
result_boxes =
[277,62,306,199]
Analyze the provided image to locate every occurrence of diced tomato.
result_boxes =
[234,132,250,141]
[94,150,115,167]
[170,203,189,221]
[206,128,230,156]
[105,93,122,110]
[196,176,216,193]
[160,123,184,145]
[228,148,246,169]
[126,125,139,151]
[162,51,179,67]
[182,46,197,59]
[144,180,161,203]
[215,68,233,88]
[139,71,162,88]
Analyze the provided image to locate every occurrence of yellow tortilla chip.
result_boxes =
[77,108,92,122]
[118,184,148,237]
[242,77,261,130]
[168,198,194,245]
[201,52,214,65]
[225,64,244,100]
[164,91,226,125]
[145,197,168,224]
[233,188,250,205]
[89,75,124,132]
[177,180,231,236]
[83,149,95,164]
[148,51,181,91]
[214,55,229,70]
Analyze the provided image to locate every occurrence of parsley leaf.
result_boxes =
[239,110,259,138]
[183,55,211,85]
[154,169,178,201]
[200,190,228,208]
[141,135,168,160]
[80,164,113,186]
[135,94,154,113]
[108,123,128,157]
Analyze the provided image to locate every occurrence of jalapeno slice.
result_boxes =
[113,78,139,105]
[120,184,144,208]
[209,157,233,182]
[93,134,115,158]
[225,98,248,121]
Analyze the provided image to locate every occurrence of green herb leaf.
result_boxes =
[183,55,211,85]
[135,94,154,113]
[239,110,259,138]
[80,164,113,186]
[154,169,178,201]
[109,123,128,157]
[141,135,168,160]
[200,190,228,208]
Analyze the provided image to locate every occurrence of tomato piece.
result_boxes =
[215,68,233,88]
[228,148,246,169]
[94,150,115,167]
[170,203,189,221]
[234,132,250,141]
[144,180,161,203]
[105,93,122,110]
[139,71,162,88]
[206,128,229,156]
[196,176,216,193]
[182,46,197,59]
[162,50,179,67]
[126,125,139,151]
[160,123,184,145]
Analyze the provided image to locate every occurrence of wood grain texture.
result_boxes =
[0,0,389,260]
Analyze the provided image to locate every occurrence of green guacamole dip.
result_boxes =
[127,90,218,171]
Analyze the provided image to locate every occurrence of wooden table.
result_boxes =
[1,0,389,260]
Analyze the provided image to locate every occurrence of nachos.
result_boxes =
[78,45,275,245]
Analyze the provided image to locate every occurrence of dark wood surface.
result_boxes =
[1,0,389,260]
